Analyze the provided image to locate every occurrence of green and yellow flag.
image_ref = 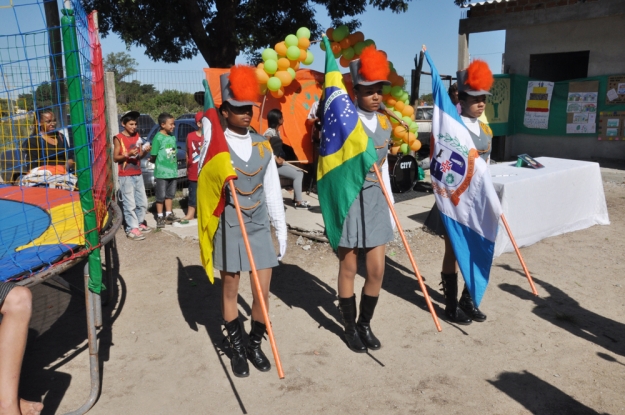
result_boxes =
[316,36,377,249]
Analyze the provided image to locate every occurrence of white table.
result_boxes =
[490,157,609,257]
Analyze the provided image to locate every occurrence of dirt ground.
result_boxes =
[20,173,625,415]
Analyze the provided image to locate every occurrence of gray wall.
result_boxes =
[502,14,625,161]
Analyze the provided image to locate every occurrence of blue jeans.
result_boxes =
[119,175,148,232]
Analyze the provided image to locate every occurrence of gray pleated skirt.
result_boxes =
[423,203,448,237]
[213,217,279,273]
[0,282,15,307]
[339,182,394,249]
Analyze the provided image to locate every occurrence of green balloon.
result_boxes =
[267,76,282,91]
[364,39,376,47]
[287,45,301,60]
[333,25,349,42]
[262,48,278,62]
[400,143,409,155]
[285,34,299,47]
[382,84,391,95]
[410,121,418,132]
[388,61,394,71]
[342,47,354,60]
[320,41,326,51]
[353,42,366,56]
[391,86,403,98]
[401,92,409,102]
[264,59,278,74]
[303,50,314,65]
[404,98,410,105]
[393,110,402,119]
[402,116,412,125]
[386,106,394,112]
[287,67,296,79]
[296,27,311,39]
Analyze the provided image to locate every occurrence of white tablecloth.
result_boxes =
[491,157,609,257]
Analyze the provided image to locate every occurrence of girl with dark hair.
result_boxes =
[263,109,309,209]
[22,109,74,173]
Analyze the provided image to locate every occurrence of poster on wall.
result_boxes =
[485,77,510,124]
[523,81,554,129]
[566,81,599,134]
[597,111,625,141]
[605,75,625,105]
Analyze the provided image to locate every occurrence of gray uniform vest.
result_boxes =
[338,112,394,248]
[213,132,278,272]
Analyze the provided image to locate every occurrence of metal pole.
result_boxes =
[104,72,120,192]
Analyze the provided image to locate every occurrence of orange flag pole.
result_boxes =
[228,180,285,379]
[372,164,442,332]
[500,214,538,296]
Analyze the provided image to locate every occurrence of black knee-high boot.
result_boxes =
[357,292,381,350]
[338,295,367,353]
[223,318,250,377]
[440,273,472,325]
[246,320,271,372]
[459,287,487,322]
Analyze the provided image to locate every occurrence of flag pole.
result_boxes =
[228,180,285,379]
[500,214,538,296]
[372,164,442,332]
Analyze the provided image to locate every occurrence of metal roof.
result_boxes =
[462,0,515,8]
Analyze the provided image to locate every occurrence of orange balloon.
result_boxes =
[275,70,292,87]
[393,125,407,140]
[270,88,284,99]
[395,76,405,87]
[290,60,300,70]
[386,98,397,107]
[390,145,400,155]
[331,42,342,55]
[298,37,310,49]
[277,57,290,71]
[401,105,414,117]
[394,101,405,111]
[347,33,359,45]
[352,31,365,43]
[339,38,351,49]
[390,117,399,126]
[382,94,391,102]
[275,41,288,57]
[410,139,421,152]
[407,132,417,144]
[326,28,334,39]
[256,68,269,84]
[257,62,264,70]
[299,48,307,62]
[339,56,351,68]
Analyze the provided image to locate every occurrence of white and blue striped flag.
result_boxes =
[425,51,502,306]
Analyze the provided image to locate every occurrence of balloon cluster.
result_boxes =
[256,27,315,99]
[322,25,420,155]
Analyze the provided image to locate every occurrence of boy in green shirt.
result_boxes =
[150,113,180,228]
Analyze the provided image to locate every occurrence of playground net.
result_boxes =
[0,0,112,290]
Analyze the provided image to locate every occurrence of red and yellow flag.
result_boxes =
[197,80,236,283]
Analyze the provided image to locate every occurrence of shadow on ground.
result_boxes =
[488,370,607,414]
[20,237,125,415]
[498,269,625,357]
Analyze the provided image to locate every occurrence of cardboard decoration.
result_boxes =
[597,111,625,141]
[566,81,598,134]
[605,75,625,105]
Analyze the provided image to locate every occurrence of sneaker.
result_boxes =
[156,216,166,229]
[294,201,310,210]
[127,228,145,241]
[139,223,152,233]
[165,213,181,224]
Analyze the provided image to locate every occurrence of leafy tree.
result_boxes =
[82,0,415,67]
[419,93,433,105]
[104,51,138,83]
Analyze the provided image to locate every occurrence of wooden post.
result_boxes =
[228,180,285,379]
[104,71,119,192]
[372,164,442,332]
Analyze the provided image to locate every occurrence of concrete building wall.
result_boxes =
[504,14,625,77]
[501,14,625,161]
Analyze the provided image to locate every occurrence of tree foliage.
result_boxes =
[104,51,138,83]
[82,0,415,67]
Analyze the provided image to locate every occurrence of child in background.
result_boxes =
[113,110,151,240]
[182,111,203,222]
[150,113,180,228]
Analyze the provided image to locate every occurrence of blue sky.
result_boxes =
[99,0,505,94]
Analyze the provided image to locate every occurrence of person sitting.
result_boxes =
[21,110,76,189]
[0,282,44,415]
[263,109,310,210]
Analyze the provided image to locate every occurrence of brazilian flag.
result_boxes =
[316,35,377,249]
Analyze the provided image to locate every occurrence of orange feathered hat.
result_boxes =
[220,65,260,106]
[349,45,391,87]
[457,60,493,96]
